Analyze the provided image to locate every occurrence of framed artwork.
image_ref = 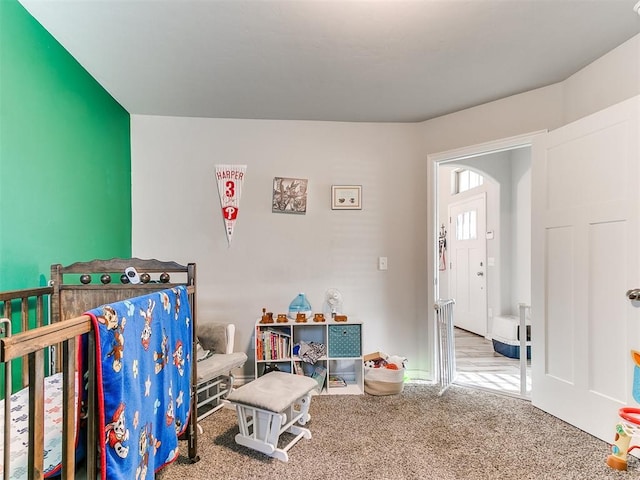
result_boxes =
[331,185,362,210]
[272,177,308,214]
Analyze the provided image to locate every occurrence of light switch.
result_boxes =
[378,256,388,271]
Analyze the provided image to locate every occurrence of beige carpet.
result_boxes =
[157,384,636,480]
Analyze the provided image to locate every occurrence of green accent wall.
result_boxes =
[0,0,132,291]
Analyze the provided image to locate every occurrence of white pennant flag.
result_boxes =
[215,164,246,245]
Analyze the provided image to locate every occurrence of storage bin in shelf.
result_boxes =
[328,324,362,357]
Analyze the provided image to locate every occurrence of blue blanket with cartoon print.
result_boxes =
[85,286,192,480]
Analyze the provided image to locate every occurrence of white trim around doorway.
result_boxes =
[426,130,546,393]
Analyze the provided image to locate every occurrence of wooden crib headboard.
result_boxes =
[49,257,200,465]
[50,257,196,323]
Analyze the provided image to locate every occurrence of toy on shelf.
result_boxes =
[261,308,274,324]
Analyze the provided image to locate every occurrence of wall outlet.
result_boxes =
[378,256,388,271]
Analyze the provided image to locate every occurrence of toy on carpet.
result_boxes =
[606,350,640,471]
[606,406,640,471]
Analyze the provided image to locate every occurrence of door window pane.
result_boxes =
[469,210,477,239]
[456,209,478,240]
[452,169,484,194]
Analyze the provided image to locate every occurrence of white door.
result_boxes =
[448,194,487,337]
[531,96,640,442]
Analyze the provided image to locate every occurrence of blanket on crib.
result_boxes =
[86,286,192,480]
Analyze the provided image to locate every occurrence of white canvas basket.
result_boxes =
[364,367,405,395]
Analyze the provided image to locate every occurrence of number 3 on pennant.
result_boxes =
[223,206,238,220]
[225,181,235,197]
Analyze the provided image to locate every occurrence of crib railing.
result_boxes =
[0,287,53,388]
[1,314,96,480]
[435,299,456,396]
[1,318,12,480]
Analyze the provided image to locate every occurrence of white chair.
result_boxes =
[195,322,247,423]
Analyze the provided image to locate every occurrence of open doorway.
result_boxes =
[431,133,538,399]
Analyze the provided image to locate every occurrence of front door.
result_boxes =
[449,193,487,337]
[531,96,640,442]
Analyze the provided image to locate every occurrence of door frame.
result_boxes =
[427,130,546,385]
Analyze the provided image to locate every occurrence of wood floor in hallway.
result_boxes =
[454,327,531,397]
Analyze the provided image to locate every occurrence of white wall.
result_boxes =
[131,33,640,383]
[563,35,640,125]
[131,118,428,379]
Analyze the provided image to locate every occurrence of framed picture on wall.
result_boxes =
[331,185,362,210]
[273,177,308,214]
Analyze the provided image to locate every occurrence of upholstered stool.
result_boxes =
[226,371,317,462]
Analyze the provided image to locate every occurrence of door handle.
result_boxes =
[477,272,484,276]
[626,289,640,300]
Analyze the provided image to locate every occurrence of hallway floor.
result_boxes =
[454,327,531,397]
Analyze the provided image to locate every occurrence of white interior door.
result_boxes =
[449,194,487,337]
[531,96,640,442]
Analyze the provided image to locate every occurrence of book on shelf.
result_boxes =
[256,326,290,361]
[311,365,327,392]
[328,375,347,387]
[293,361,304,376]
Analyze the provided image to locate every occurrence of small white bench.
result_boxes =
[226,371,317,462]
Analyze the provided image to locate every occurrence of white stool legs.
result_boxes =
[232,392,312,462]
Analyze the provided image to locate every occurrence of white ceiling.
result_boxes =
[18,0,640,123]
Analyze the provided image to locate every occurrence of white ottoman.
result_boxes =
[226,371,317,462]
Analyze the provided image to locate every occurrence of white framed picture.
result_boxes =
[331,185,362,210]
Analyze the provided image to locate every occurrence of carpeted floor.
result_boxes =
[157,383,637,480]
